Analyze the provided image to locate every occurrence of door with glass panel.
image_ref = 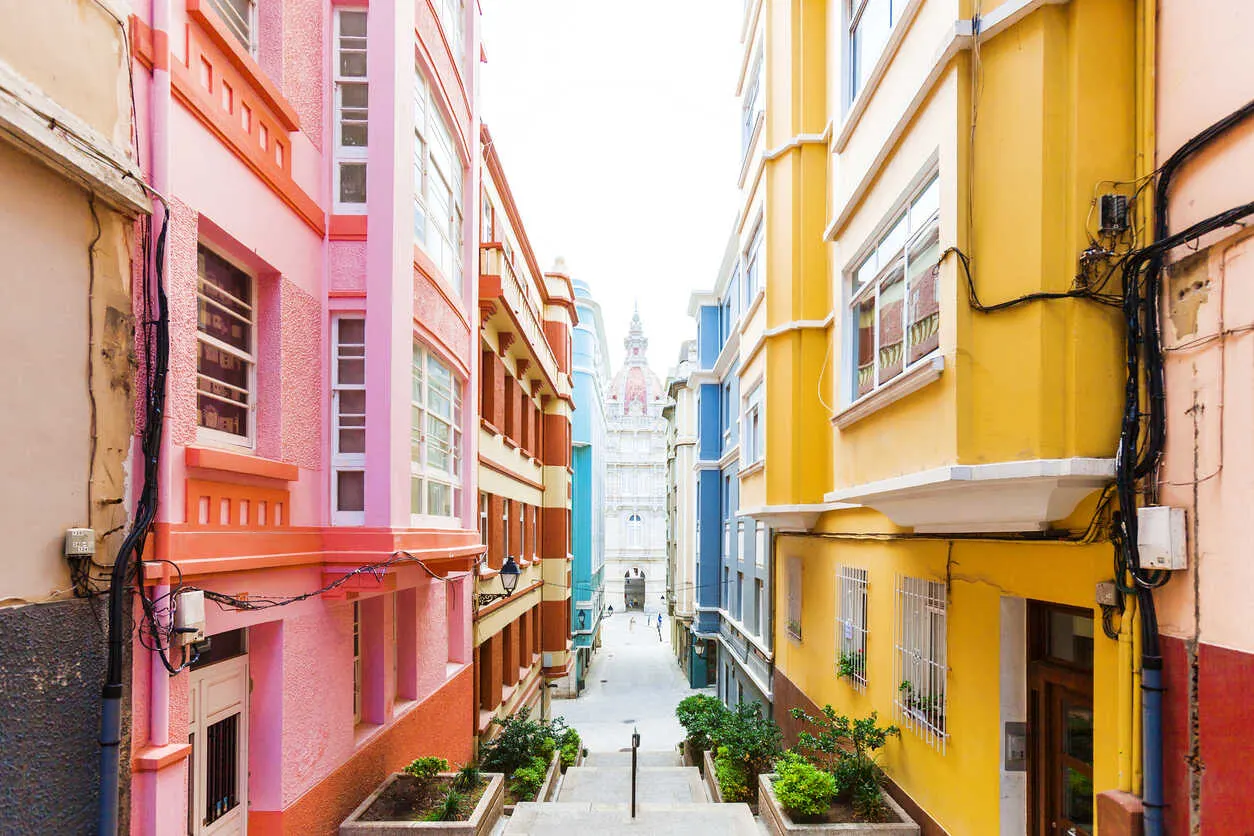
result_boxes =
[1028,604,1094,836]
[188,651,249,835]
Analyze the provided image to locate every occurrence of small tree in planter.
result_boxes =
[710,701,783,804]
[479,709,575,805]
[676,694,729,769]
[789,706,900,822]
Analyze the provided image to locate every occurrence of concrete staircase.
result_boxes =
[501,750,759,835]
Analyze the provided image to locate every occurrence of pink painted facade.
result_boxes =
[125,1,483,833]
[1153,2,1254,832]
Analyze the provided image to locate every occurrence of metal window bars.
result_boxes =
[837,566,869,691]
[893,575,947,752]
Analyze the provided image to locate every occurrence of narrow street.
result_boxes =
[551,611,708,754]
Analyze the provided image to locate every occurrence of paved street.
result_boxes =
[550,611,710,754]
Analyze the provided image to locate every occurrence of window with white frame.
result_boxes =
[207,0,256,54]
[849,175,940,400]
[894,575,947,750]
[743,221,763,308]
[755,521,766,569]
[742,50,764,154]
[837,566,869,690]
[478,492,489,545]
[754,579,764,637]
[849,0,904,103]
[743,383,763,464]
[502,499,510,558]
[737,572,745,622]
[737,518,747,564]
[332,316,366,523]
[334,10,368,210]
[786,555,802,639]
[410,342,463,519]
[196,246,254,446]
[434,0,466,64]
[413,67,464,294]
[627,513,643,548]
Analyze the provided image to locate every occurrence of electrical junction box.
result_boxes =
[64,528,95,559]
[174,589,207,646]
[1137,506,1188,571]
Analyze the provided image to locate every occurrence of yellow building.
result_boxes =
[751,0,1155,833]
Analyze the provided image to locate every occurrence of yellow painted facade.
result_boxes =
[752,0,1152,832]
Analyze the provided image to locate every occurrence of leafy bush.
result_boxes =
[710,700,783,782]
[423,788,463,822]
[713,746,750,803]
[452,762,481,792]
[558,731,582,769]
[508,755,549,801]
[789,706,900,823]
[772,751,838,819]
[837,650,865,682]
[480,709,549,776]
[538,736,557,761]
[403,756,449,784]
[676,694,728,752]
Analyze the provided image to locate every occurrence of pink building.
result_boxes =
[1154,2,1254,832]
[125,1,483,833]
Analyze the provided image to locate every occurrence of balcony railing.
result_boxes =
[480,244,561,391]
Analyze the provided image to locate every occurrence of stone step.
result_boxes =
[503,802,759,835]
[582,750,682,768]
[556,766,708,804]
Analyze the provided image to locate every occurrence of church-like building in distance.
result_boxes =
[604,309,668,612]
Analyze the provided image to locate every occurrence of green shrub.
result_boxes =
[480,709,548,776]
[559,738,580,769]
[452,762,481,792]
[403,756,449,784]
[713,746,751,803]
[423,788,463,822]
[772,751,837,818]
[789,706,900,822]
[710,701,784,782]
[851,779,890,822]
[508,755,549,801]
[676,694,728,752]
[538,736,557,761]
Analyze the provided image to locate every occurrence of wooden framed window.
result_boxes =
[410,342,463,520]
[196,246,254,446]
[334,10,368,210]
[332,315,366,524]
[849,175,940,400]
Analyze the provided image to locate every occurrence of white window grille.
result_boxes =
[837,566,869,691]
[743,220,763,308]
[413,66,465,295]
[894,575,947,751]
[196,247,254,447]
[207,0,256,55]
[410,343,463,520]
[332,316,366,523]
[334,10,368,210]
[849,0,903,103]
[849,175,940,401]
[786,556,802,639]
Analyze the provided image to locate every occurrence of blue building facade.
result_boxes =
[685,233,775,711]
[569,278,609,695]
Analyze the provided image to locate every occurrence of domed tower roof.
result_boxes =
[608,306,664,416]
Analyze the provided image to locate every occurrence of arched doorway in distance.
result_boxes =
[624,567,646,610]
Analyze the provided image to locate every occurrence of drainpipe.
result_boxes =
[1139,587,1164,836]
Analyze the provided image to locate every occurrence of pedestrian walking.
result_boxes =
[629,615,635,632]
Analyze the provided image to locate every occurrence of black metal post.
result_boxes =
[631,728,641,818]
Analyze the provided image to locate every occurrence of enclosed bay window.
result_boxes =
[410,342,463,520]
[742,50,764,154]
[334,10,368,210]
[435,0,467,64]
[196,246,254,446]
[849,175,940,399]
[743,221,763,308]
[414,67,465,294]
[207,0,256,54]
[849,0,902,103]
[332,316,366,523]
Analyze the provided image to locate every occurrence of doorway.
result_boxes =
[1027,604,1094,836]
[188,632,249,835]
[624,568,645,610]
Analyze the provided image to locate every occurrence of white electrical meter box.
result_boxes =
[174,589,207,645]
[1136,506,1187,571]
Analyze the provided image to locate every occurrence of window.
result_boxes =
[434,0,466,65]
[530,505,539,559]
[413,66,464,294]
[334,10,368,210]
[479,493,489,545]
[894,575,947,750]
[742,50,764,154]
[743,221,763,308]
[754,579,764,637]
[737,572,745,622]
[352,601,362,723]
[207,0,256,54]
[627,513,643,548]
[723,566,730,608]
[737,518,747,565]
[850,175,940,399]
[849,0,902,102]
[786,556,802,639]
[743,383,763,464]
[410,343,463,519]
[755,521,766,569]
[837,566,869,691]
[332,316,366,523]
[502,499,511,558]
[197,247,254,446]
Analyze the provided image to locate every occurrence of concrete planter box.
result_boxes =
[682,739,705,771]
[339,772,504,836]
[502,753,562,816]
[758,773,920,836]
[703,749,724,803]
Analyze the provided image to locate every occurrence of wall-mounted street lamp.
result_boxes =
[477,556,521,606]
[578,610,587,630]
[694,641,705,657]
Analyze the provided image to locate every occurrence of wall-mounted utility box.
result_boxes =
[174,589,206,645]
[1137,506,1187,571]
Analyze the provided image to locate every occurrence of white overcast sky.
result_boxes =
[480,0,743,379]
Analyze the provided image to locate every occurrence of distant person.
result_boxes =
[629,615,636,632]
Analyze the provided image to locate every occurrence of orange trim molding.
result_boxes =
[330,213,368,241]
[133,742,192,772]
[185,446,299,481]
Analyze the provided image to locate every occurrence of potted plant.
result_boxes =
[340,758,505,835]
[758,707,919,835]
[676,694,728,771]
